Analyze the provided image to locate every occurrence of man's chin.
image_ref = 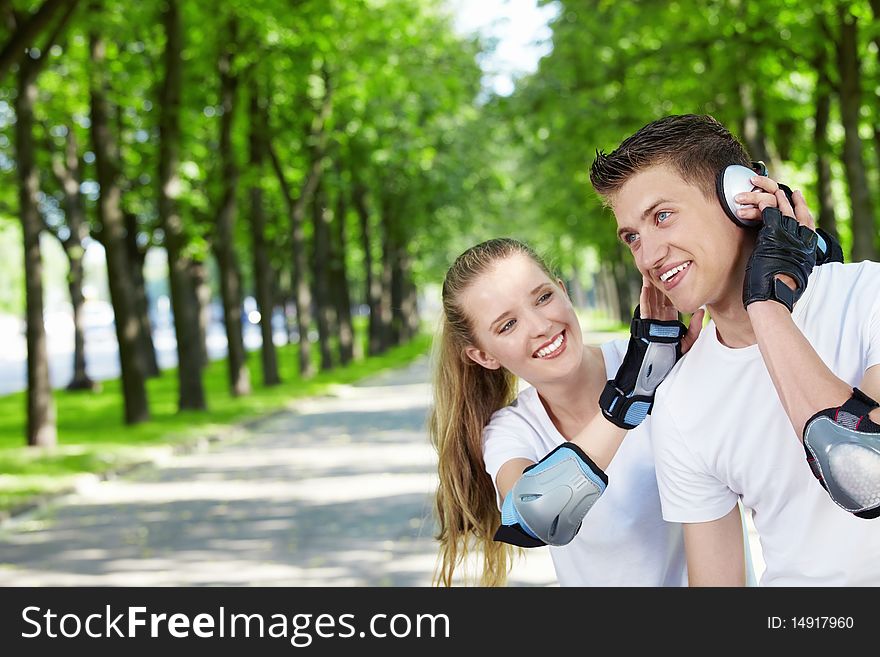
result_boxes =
[669,295,701,315]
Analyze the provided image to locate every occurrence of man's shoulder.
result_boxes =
[799,260,880,322]
[809,259,880,292]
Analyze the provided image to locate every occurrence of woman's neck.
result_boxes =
[535,345,606,440]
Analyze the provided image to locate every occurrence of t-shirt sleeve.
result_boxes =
[649,401,739,523]
[482,412,542,509]
[867,270,880,370]
[600,338,629,379]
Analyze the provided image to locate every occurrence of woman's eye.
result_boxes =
[538,291,553,303]
[499,319,515,333]
[657,210,671,223]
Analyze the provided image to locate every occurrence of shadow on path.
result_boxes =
[0,357,556,586]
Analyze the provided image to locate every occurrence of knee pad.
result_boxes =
[804,388,880,519]
[496,443,608,547]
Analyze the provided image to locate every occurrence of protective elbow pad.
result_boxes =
[803,388,880,519]
[493,443,608,547]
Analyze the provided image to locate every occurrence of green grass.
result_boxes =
[0,333,432,515]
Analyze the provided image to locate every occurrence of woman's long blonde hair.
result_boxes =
[429,238,553,586]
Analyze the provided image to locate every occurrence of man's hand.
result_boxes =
[743,186,818,312]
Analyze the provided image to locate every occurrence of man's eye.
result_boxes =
[657,210,671,223]
[499,319,515,333]
[623,233,639,245]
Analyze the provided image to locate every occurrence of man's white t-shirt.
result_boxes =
[651,261,880,586]
[482,340,688,587]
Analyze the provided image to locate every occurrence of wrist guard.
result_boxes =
[599,305,686,429]
[743,207,818,311]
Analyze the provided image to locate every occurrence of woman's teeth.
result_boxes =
[535,332,564,358]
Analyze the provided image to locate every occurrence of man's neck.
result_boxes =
[708,296,756,348]
[707,239,757,349]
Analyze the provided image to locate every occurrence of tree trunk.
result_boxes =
[247,91,280,385]
[400,250,419,342]
[89,18,149,423]
[49,127,95,390]
[868,0,880,194]
[15,55,56,446]
[65,251,95,390]
[835,8,878,261]
[377,195,394,352]
[124,211,159,378]
[812,48,838,241]
[595,262,619,321]
[189,259,211,368]
[738,81,771,165]
[330,175,354,365]
[266,93,333,378]
[312,182,335,371]
[213,18,251,396]
[0,0,69,79]
[353,180,382,356]
[568,259,589,309]
[611,245,639,323]
[158,0,205,408]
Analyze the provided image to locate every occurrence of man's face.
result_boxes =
[611,163,749,314]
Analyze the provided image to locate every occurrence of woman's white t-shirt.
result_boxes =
[482,340,688,587]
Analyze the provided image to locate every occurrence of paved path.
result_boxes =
[0,357,556,586]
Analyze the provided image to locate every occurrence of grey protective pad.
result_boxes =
[804,415,880,513]
[511,449,606,546]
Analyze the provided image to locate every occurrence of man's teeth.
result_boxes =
[660,261,691,283]
[535,333,564,358]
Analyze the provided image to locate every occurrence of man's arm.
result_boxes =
[860,365,880,412]
[746,185,880,431]
[748,302,877,429]
[683,505,746,587]
[745,188,880,518]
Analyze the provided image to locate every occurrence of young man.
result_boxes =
[589,114,880,586]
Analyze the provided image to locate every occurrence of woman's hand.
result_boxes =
[639,276,704,355]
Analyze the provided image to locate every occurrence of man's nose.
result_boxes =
[636,232,668,276]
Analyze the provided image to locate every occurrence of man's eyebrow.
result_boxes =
[616,199,670,239]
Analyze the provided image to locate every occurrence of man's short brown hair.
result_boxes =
[589,114,752,205]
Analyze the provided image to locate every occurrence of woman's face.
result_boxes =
[459,253,584,385]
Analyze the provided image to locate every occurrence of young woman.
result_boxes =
[429,237,706,586]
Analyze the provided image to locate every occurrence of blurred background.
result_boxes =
[0,0,876,582]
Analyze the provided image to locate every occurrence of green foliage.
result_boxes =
[502,0,880,262]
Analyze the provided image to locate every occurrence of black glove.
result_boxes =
[598,305,686,430]
[778,183,842,266]
[743,206,817,312]
[815,228,844,265]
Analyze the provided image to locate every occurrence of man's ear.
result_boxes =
[464,345,501,370]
